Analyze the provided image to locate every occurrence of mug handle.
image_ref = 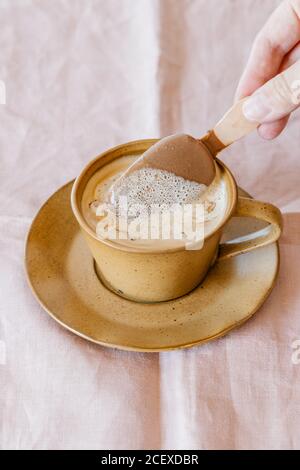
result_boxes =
[218,197,283,261]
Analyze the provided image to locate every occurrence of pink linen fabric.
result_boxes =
[1,0,300,450]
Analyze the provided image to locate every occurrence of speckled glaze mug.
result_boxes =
[71,139,282,303]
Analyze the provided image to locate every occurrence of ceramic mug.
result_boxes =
[71,139,282,303]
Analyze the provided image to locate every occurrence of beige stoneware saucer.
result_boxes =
[25,182,279,352]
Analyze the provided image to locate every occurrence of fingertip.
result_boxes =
[234,79,254,103]
[258,117,289,140]
[258,124,280,140]
[234,82,244,102]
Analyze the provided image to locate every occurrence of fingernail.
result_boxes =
[243,94,271,122]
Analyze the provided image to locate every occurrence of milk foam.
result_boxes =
[81,155,228,250]
[111,167,208,214]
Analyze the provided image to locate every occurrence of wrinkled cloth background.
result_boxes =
[1,0,300,450]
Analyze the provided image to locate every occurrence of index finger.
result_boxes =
[236,0,300,99]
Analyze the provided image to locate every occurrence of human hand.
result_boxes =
[236,0,300,139]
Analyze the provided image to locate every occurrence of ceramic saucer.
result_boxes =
[25,181,279,352]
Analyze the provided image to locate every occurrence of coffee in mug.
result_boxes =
[81,155,228,251]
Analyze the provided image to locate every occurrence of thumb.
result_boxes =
[243,59,300,123]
